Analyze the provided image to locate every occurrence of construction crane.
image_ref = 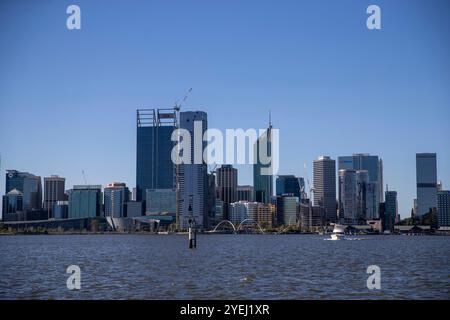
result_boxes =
[303,162,315,202]
[82,170,88,185]
[173,88,192,111]
[173,88,192,127]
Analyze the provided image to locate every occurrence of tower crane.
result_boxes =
[303,162,315,202]
[173,88,192,127]
[82,170,88,185]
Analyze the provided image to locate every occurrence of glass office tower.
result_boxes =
[416,153,438,217]
[338,153,383,218]
[136,109,177,202]
[177,111,208,230]
[253,120,274,204]
[5,170,42,212]
[276,175,301,199]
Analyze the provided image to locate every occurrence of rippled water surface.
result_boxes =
[0,234,449,299]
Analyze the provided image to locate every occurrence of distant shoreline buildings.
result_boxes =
[1,109,449,233]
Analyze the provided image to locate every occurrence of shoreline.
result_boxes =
[1,231,448,236]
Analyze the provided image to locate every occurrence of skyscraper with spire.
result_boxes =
[253,113,274,204]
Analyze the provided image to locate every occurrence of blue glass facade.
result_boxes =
[68,185,102,219]
[5,170,42,212]
[276,175,301,198]
[253,124,273,204]
[136,109,176,202]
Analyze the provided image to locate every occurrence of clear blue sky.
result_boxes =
[1,0,449,219]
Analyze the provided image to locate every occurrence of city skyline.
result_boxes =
[1,0,450,219]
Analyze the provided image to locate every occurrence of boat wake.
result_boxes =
[323,237,366,241]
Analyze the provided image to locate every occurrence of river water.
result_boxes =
[0,234,448,299]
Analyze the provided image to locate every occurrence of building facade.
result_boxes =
[313,156,337,222]
[276,175,302,199]
[104,183,129,218]
[43,175,66,217]
[384,190,398,232]
[68,185,102,219]
[237,185,254,202]
[177,111,208,230]
[136,108,177,202]
[338,154,383,218]
[338,169,357,224]
[216,165,238,220]
[276,195,298,226]
[146,189,176,215]
[5,170,42,212]
[253,120,273,204]
[437,190,450,227]
[2,189,24,221]
[53,201,69,219]
[416,153,437,217]
[299,202,325,232]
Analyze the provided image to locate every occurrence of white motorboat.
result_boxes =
[330,224,346,240]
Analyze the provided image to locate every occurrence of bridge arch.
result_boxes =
[212,220,237,234]
[237,218,265,234]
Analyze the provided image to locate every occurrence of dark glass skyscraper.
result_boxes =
[276,175,301,198]
[136,109,177,202]
[253,120,273,204]
[313,156,337,222]
[5,170,42,212]
[384,190,398,232]
[416,153,437,217]
[43,175,66,218]
[217,165,238,220]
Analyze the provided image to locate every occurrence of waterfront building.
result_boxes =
[437,190,450,227]
[299,201,325,232]
[355,170,377,221]
[416,153,437,217]
[230,201,252,224]
[5,170,42,212]
[237,185,254,202]
[136,108,177,202]
[338,154,383,217]
[276,194,298,226]
[146,189,176,215]
[2,189,24,221]
[53,201,69,219]
[217,165,238,220]
[206,173,217,228]
[68,185,102,219]
[253,118,274,204]
[384,190,398,232]
[43,175,66,218]
[177,111,208,230]
[215,198,224,223]
[229,201,266,225]
[276,175,302,199]
[126,201,144,218]
[256,203,276,228]
[356,170,369,222]
[313,156,337,222]
[104,183,129,218]
[338,169,357,224]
